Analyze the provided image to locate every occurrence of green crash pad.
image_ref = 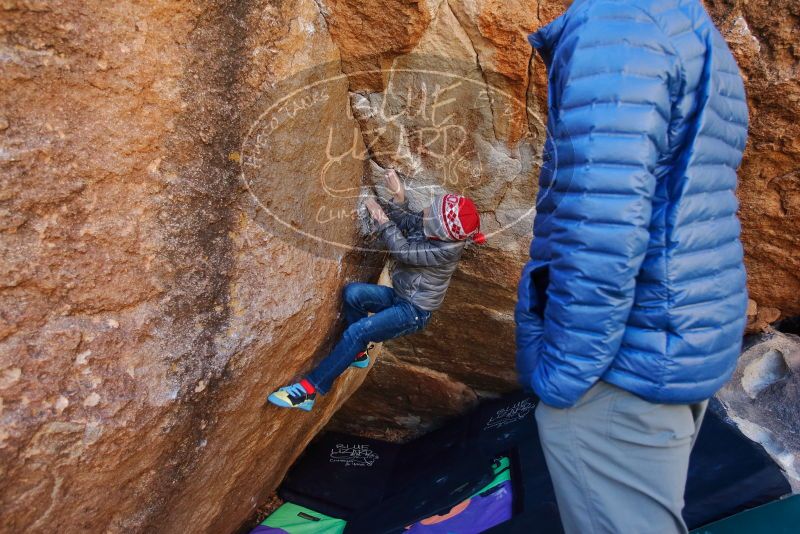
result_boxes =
[474,456,511,492]
[690,494,800,534]
[254,502,346,534]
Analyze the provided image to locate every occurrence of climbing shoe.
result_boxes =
[350,344,375,369]
[267,383,316,411]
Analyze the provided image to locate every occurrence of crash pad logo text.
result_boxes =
[329,443,380,467]
[483,398,537,430]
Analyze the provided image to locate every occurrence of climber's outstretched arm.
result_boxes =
[383,200,423,234]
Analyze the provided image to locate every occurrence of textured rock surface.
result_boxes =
[0,1,379,531]
[1,0,798,531]
[706,0,800,320]
[333,0,800,439]
[327,0,546,439]
[330,353,479,441]
[746,298,782,335]
[717,330,800,490]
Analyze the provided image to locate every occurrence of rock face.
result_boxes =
[1,1,380,531]
[716,329,800,490]
[705,0,800,320]
[332,0,800,439]
[327,0,547,440]
[1,0,798,532]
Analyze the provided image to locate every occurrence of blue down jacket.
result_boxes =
[515,0,749,407]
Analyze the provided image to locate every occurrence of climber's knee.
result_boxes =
[342,283,359,306]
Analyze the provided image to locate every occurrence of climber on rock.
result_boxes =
[268,168,485,411]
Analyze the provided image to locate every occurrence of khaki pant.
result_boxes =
[536,381,707,534]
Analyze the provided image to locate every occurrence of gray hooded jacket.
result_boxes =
[377,197,465,311]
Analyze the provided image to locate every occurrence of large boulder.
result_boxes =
[325,0,544,440]
[0,0,379,531]
[705,0,800,320]
[1,0,798,530]
[716,329,800,490]
[332,0,800,439]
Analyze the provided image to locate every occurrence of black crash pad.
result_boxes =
[279,392,790,534]
[279,433,402,519]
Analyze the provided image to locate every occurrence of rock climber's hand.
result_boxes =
[365,197,389,225]
[384,168,405,203]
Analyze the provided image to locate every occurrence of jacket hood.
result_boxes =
[423,194,453,241]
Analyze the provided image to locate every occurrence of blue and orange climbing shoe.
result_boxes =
[267,381,316,411]
[350,344,375,369]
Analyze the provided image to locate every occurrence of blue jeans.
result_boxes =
[307,283,431,394]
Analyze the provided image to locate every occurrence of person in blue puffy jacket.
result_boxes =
[515,0,749,532]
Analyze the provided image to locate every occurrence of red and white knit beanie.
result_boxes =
[430,194,486,244]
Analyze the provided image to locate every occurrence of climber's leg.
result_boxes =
[267,285,410,409]
[342,283,395,326]
[307,298,430,394]
[342,283,394,368]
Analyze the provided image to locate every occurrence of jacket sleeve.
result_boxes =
[378,221,461,267]
[530,5,679,407]
[384,199,423,234]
